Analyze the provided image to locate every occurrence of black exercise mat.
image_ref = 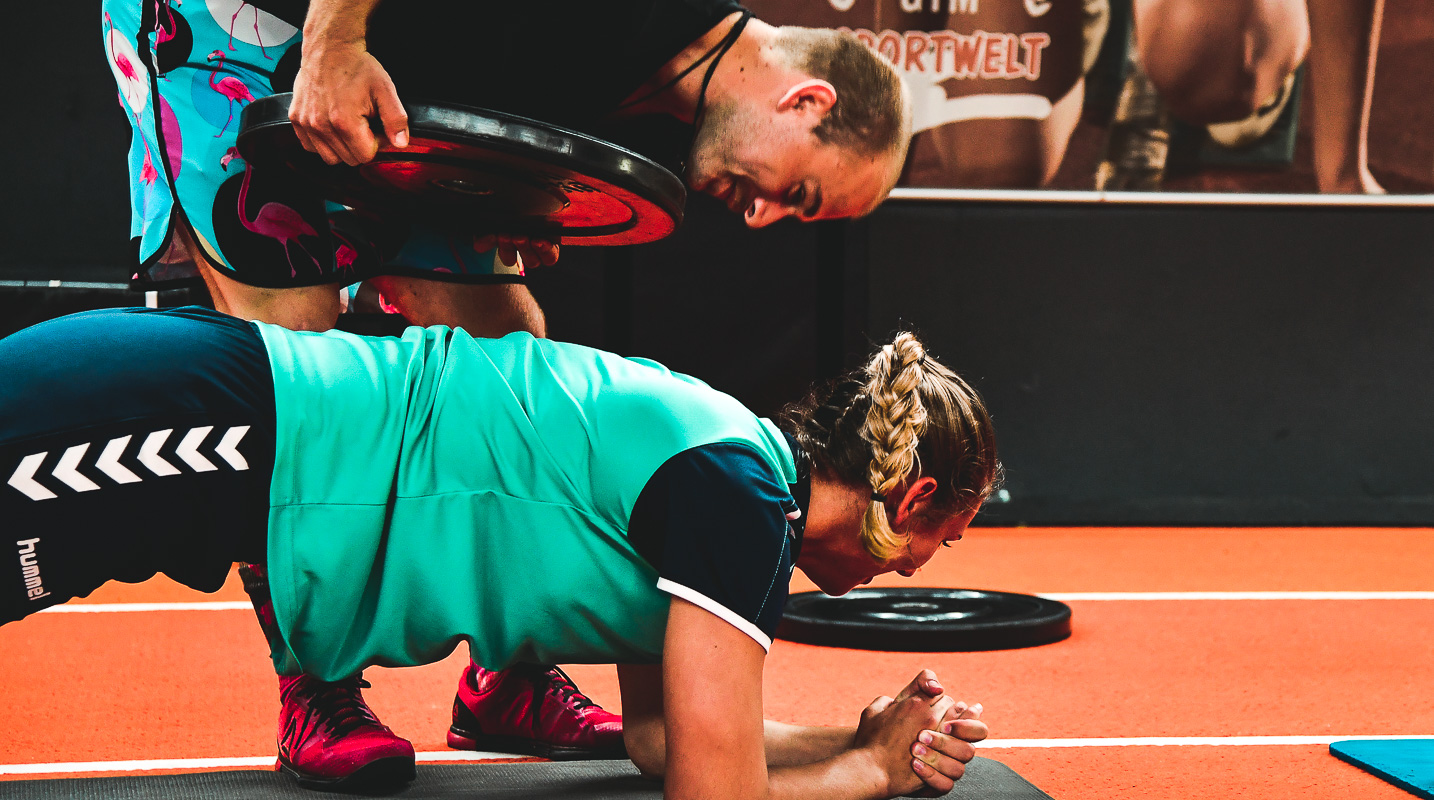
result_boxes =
[2,757,1050,800]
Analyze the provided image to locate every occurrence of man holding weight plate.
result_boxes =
[105,0,912,790]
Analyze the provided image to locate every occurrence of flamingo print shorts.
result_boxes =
[103,0,524,289]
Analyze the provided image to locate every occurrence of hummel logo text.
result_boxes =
[16,538,49,600]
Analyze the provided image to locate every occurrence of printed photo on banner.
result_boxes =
[745,0,1428,195]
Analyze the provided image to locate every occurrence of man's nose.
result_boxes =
[744,198,796,228]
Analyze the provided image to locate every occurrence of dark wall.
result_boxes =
[3,0,133,283]
[0,0,820,416]
[527,194,822,420]
[853,201,1434,525]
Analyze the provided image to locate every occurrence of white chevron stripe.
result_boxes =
[7,453,56,501]
[40,601,252,613]
[95,436,142,484]
[53,444,101,492]
[215,425,250,471]
[175,426,217,472]
[137,429,180,476]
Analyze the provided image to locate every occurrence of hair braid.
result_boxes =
[779,331,999,564]
[859,333,929,558]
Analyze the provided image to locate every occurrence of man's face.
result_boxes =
[687,100,893,227]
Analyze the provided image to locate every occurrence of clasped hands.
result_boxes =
[854,669,987,798]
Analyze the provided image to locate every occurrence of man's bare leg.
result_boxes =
[1038,80,1087,187]
[1306,0,1385,193]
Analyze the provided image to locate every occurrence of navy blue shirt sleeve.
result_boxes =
[627,443,801,650]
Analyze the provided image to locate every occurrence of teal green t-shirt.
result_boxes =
[254,323,796,681]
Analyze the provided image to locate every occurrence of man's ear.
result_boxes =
[777,79,838,116]
[892,476,939,526]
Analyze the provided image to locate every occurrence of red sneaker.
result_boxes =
[447,663,626,760]
[276,674,417,790]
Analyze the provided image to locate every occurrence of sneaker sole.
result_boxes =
[447,729,627,761]
[278,754,418,793]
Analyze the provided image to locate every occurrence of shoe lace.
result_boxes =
[300,676,384,738]
[544,666,596,710]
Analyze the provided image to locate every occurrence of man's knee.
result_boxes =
[1142,49,1264,124]
[1136,0,1307,124]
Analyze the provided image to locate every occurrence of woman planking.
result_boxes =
[0,306,998,798]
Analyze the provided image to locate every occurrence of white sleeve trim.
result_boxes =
[656,578,773,652]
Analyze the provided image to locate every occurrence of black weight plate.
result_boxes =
[776,588,1072,652]
[236,94,686,246]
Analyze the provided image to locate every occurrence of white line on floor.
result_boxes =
[981,735,1434,748]
[0,757,273,775]
[38,602,253,613]
[1039,592,1434,601]
[8,737,1434,775]
[0,750,526,776]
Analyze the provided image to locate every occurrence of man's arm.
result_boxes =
[619,598,984,800]
[288,0,408,167]
[286,1,560,268]
[1307,0,1385,193]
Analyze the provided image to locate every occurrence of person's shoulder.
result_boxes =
[656,442,790,511]
[644,442,797,650]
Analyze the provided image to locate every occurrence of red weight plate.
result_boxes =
[237,95,686,246]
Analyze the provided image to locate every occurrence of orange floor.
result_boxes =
[3,527,1430,800]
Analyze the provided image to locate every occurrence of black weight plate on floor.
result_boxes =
[777,588,1072,652]
[237,94,686,246]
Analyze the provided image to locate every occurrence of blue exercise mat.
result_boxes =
[1331,739,1434,800]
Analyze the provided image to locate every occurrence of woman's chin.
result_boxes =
[816,579,860,597]
[797,565,862,596]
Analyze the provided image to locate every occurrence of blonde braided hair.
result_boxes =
[860,334,929,558]
[781,332,1000,562]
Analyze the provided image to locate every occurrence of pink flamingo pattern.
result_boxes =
[335,242,358,273]
[136,130,160,185]
[108,0,499,287]
[106,12,159,186]
[434,234,517,276]
[205,49,255,137]
[219,146,240,171]
[157,95,184,179]
[226,1,275,59]
[226,147,324,277]
[153,0,179,57]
